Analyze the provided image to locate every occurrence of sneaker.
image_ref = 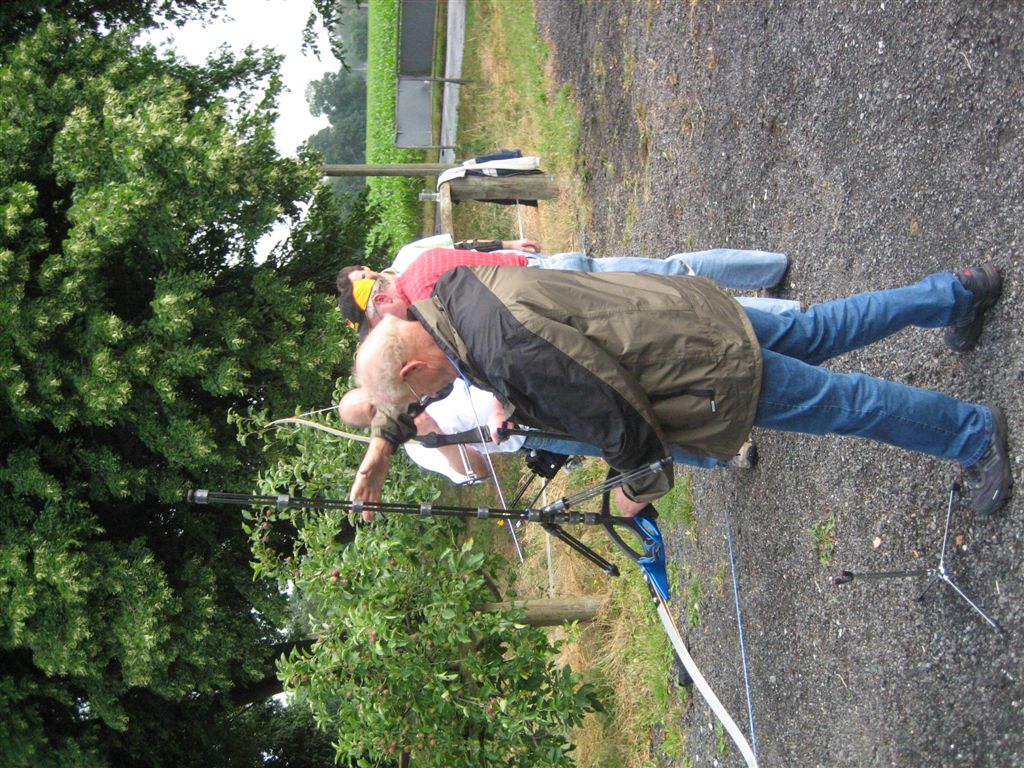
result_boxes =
[963,405,1012,518]
[727,440,758,470]
[944,264,1003,352]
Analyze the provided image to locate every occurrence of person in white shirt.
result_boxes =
[337,380,528,484]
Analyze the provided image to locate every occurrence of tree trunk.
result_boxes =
[229,638,317,707]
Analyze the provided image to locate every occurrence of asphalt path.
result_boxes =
[537,2,1023,765]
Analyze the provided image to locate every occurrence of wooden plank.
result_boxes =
[479,596,607,627]
[321,163,456,177]
[437,182,454,235]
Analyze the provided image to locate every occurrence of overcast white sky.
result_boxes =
[141,0,335,155]
[140,0,342,257]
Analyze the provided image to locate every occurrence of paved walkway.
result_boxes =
[438,0,465,165]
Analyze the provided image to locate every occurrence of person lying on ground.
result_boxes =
[353,264,1011,520]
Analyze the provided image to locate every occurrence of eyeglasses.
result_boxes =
[405,380,431,408]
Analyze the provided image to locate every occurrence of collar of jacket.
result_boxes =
[409,297,515,418]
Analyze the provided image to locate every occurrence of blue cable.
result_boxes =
[724,505,759,760]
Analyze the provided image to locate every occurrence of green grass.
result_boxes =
[580,530,690,768]
[807,513,838,566]
[456,0,585,248]
[365,0,426,252]
[541,459,692,768]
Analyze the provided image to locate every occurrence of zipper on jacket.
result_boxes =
[682,387,717,412]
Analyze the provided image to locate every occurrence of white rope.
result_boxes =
[449,367,524,563]
[654,595,760,767]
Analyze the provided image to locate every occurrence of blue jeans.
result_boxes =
[522,436,728,469]
[745,272,992,466]
[530,248,788,289]
[735,296,802,315]
[528,251,797,313]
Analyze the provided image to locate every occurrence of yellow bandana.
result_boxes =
[352,278,374,311]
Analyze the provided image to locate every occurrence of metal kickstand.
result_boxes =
[831,479,1003,634]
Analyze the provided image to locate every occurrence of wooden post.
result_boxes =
[437,174,557,238]
[437,183,454,235]
[479,596,606,627]
[321,163,456,177]
[445,173,557,201]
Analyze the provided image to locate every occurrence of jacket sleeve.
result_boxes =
[369,402,417,446]
[432,269,674,502]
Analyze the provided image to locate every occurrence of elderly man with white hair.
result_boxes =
[353,264,1011,519]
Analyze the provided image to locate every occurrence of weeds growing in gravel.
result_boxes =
[807,513,838,566]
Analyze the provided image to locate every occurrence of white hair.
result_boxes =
[355,315,412,404]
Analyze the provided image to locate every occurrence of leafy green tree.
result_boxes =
[306,69,367,198]
[241,422,602,768]
[303,0,364,64]
[0,20,359,765]
[0,0,226,50]
[338,1,369,62]
[258,512,600,768]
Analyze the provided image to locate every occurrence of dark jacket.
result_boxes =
[402,265,763,501]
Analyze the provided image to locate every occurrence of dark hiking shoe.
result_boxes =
[944,264,1003,352]
[963,405,1012,518]
[726,440,758,470]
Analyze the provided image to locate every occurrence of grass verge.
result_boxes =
[456,0,587,250]
[365,0,426,251]
[488,458,695,768]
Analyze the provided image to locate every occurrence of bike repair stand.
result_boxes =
[831,479,1002,634]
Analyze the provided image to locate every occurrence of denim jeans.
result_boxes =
[745,272,992,466]
[527,251,797,313]
[529,248,788,289]
[522,437,728,469]
[735,296,802,315]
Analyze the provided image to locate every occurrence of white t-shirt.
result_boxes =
[389,233,455,274]
[403,379,525,484]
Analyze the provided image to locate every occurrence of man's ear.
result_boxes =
[370,292,389,306]
[399,360,425,381]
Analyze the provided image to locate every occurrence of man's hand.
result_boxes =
[486,400,508,445]
[413,410,441,436]
[614,487,649,517]
[502,238,540,253]
[350,437,393,520]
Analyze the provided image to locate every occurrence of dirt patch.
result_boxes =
[536,2,1024,766]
